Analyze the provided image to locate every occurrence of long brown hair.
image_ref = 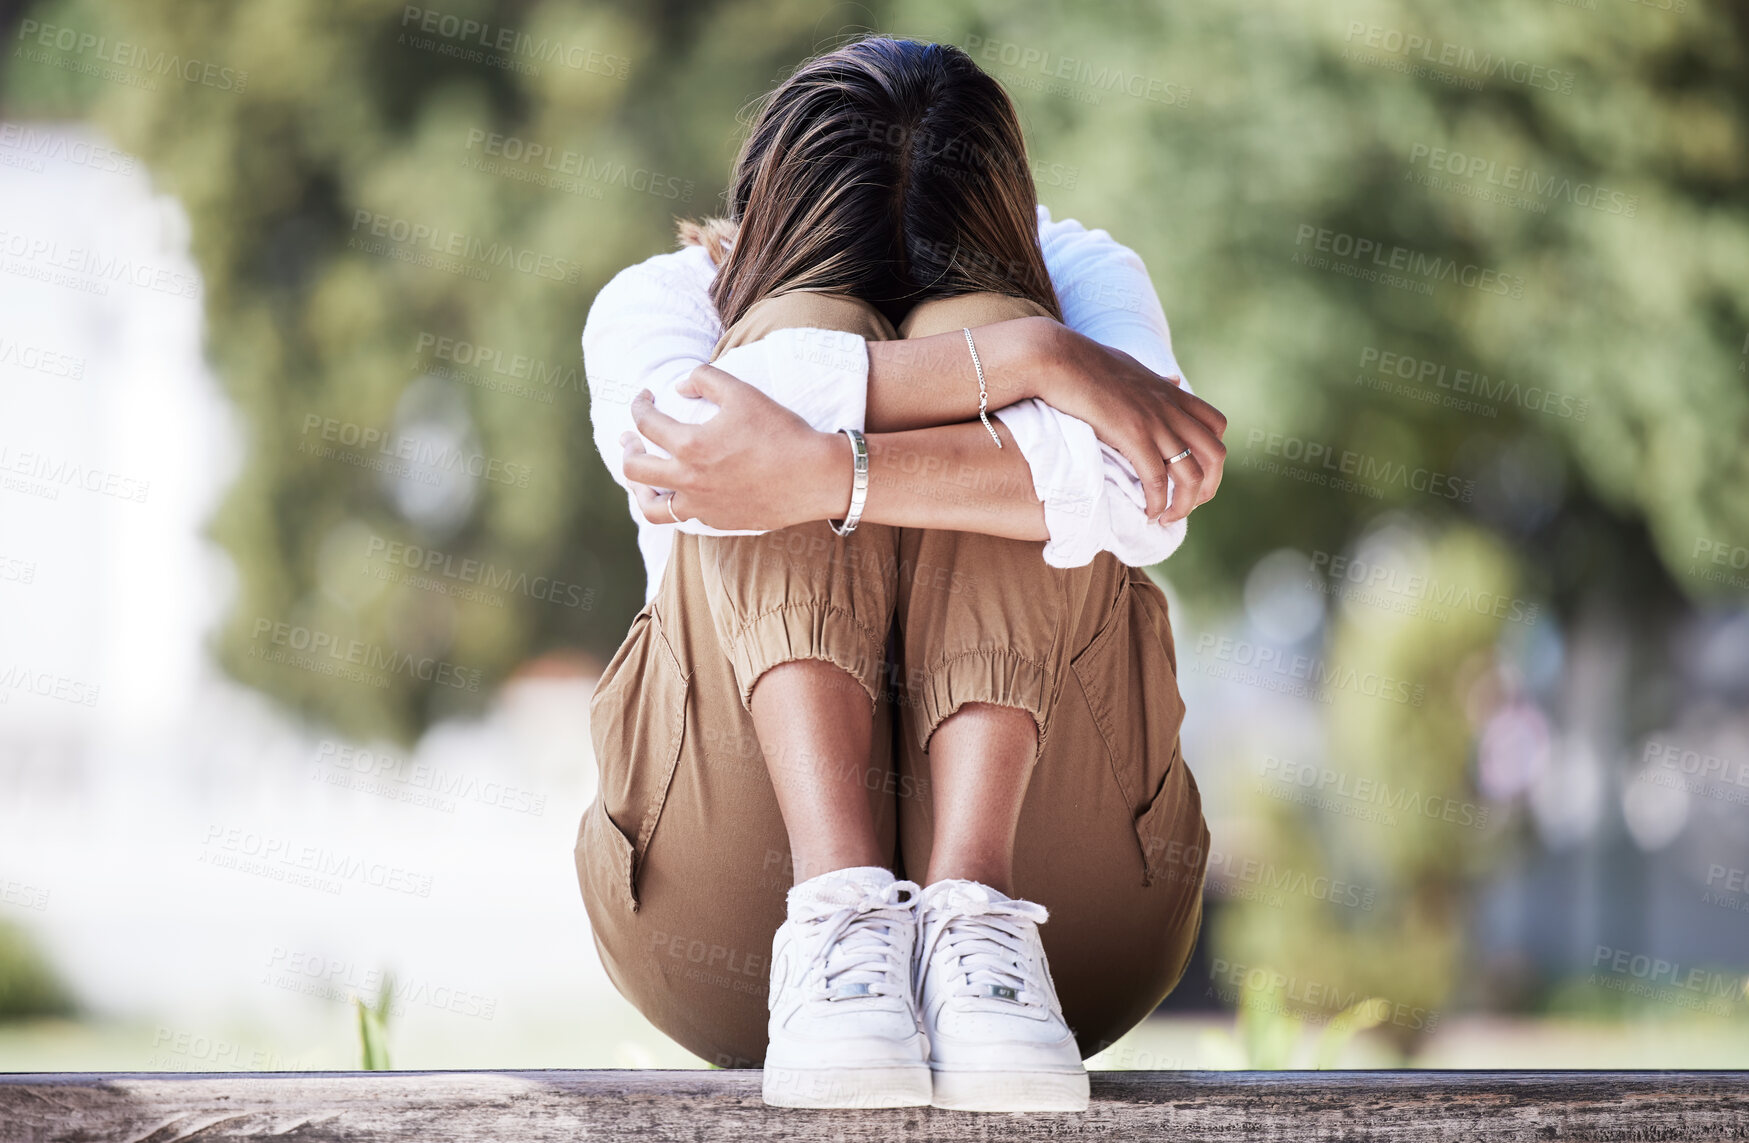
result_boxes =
[678,36,1060,330]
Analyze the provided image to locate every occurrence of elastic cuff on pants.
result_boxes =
[726,603,887,714]
[914,650,1051,759]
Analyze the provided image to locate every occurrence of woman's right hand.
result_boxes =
[1038,324,1228,525]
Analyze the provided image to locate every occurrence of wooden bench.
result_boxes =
[3,1069,1747,1141]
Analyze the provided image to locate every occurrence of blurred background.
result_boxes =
[1,0,1746,1072]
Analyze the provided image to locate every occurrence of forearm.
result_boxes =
[808,420,1049,541]
[863,316,1066,433]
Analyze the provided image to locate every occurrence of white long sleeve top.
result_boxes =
[583,204,1194,605]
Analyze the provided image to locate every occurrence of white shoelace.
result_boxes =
[794,879,920,1001]
[920,894,1050,1002]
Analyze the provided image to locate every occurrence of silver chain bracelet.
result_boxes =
[962,327,1003,448]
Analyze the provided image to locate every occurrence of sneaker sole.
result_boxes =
[931,1067,1090,1112]
[761,1064,934,1108]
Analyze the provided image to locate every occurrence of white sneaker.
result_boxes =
[914,879,1089,1112]
[761,865,933,1108]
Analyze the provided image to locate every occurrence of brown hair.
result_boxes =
[678,35,1060,330]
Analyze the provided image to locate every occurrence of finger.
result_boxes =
[630,388,697,456]
[1130,444,1176,525]
[1159,450,1205,525]
[1119,438,1175,524]
[1172,387,1229,439]
[1160,405,1227,504]
[1195,432,1226,505]
[676,363,740,403]
[630,482,687,525]
[624,447,681,488]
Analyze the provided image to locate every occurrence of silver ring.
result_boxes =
[664,492,682,525]
[1166,448,1193,465]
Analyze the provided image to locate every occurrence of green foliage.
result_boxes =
[1201,970,1393,1068]
[354,968,393,1070]
[0,920,77,1021]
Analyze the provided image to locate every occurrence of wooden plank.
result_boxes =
[1,1069,1747,1142]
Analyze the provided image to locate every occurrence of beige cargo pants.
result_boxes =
[575,288,1210,1068]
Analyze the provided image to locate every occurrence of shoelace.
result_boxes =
[919,894,1050,1002]
[795,879,921,1001]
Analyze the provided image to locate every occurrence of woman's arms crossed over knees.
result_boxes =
[620,370,1051,541]
[583,207,1226,563]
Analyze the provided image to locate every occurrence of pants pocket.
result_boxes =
[1069,571,1193,887]
[585,604,691,911]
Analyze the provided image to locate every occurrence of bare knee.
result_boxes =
[750,657,873,717]
[935,700,1040,743]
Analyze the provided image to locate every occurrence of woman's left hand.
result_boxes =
[620,365,850,531]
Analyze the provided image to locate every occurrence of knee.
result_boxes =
[697,523,898,715]
[702,521,900,612]
[703,524,838,572]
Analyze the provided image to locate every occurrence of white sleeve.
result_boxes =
[993,206,1192,568]
[582,251,870,537]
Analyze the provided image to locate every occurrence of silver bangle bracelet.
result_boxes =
[828,428,869,536]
